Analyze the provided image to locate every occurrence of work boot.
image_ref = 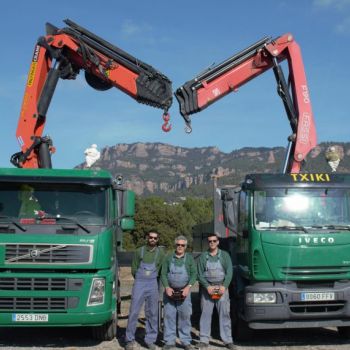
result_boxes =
[225,343,236,350]
[196,343,208,349]
[146,343,157,350]
[124,341,135,350]
[163,345,175,349]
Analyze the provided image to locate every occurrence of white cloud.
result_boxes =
[313,0,350,34]
[336,16,350,33]
[120,19,153,39]
[121,20,141,37]
[313,0,350,10]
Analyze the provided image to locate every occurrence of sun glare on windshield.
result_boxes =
[283,194,310,212]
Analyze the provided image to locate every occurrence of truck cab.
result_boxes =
[0,167,134,340]
[221,173,350,337]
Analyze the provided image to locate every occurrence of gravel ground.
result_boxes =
[0,268,349,350]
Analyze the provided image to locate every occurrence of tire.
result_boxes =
[337,326,350,338]
[91,311,117,341]
[231,287,252,341]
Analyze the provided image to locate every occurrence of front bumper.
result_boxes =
[243,281,350,329]
[0,270,115,327]
[0,310,112,327]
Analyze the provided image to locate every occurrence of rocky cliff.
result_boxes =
[77,142,350,197]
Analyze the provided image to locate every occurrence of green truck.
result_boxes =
[0,168,134,340]
[219,173,350,338]
[1,19,172,339]
[175,32,350,338]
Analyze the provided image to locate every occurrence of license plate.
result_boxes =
[12,313,49,322]
[301,292,335,301]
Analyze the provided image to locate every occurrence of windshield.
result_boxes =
[254,188,350,230]
[0,183,107,226]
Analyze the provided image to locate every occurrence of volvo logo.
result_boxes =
[29,249,40,258]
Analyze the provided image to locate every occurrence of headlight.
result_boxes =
[246,292,277,304]
[88,278,105,306]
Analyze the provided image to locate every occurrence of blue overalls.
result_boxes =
[125,247,159,345]
[163,253,192,346]
[200,251,233,345]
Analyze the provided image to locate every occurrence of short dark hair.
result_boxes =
[207,232,219,239]
[147,229,159,237]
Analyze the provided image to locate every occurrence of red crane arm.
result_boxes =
[175,34,316,173]
[13,19,172,169]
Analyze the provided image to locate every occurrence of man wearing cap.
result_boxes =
[197,233,235,349]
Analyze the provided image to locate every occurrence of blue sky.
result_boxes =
[1,0,349,168]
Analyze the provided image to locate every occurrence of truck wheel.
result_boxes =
[91,311,117,341]
[338,326,350,338]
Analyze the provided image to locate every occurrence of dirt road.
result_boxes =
[0,322,349,350]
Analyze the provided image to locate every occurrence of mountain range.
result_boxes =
[77,142,350,199]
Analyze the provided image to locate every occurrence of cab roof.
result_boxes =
[0,168,113,186]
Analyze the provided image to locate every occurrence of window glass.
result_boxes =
[254,188,350,229]
[0,183,107,225]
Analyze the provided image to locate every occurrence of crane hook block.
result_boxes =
[161,112,172,132]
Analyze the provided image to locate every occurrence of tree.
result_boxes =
[123,196,214,251]
[183,197,213,225]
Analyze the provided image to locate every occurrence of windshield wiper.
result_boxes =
[0,215,26,232]
[275,225,309,233]
[317,224,350,231]
[38,216,90,233]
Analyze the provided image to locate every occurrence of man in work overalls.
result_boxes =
[125,230,165,350]
[197,233,235,350]
[160,235,197,350]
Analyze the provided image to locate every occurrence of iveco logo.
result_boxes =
[299,237,335,244]
[29,249,40,258]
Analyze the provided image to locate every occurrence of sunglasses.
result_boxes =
[176,244,186,247]
[208,239,218,243]
[149,236,158,240]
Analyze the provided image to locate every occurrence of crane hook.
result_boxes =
[183,115,192,134]
[161,112,172,132]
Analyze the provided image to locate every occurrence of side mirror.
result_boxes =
[115,188,135,227]
[115,189,135,217]
[122,190,135,217]
[121,217,135,231]
[221,188,238,233]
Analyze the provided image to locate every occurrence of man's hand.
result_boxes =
[182,285,191,297]
[165,287,174,297]
[207,286,215,295]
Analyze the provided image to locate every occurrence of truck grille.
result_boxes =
[0,277,83,291]
[0,277,68,291]
[0,297,67,311]
[290,300,345,313]
[281,266,350,278]
[5,244,92,264]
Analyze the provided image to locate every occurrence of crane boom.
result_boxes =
[13,19,173,169]
[174,34,316,173]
